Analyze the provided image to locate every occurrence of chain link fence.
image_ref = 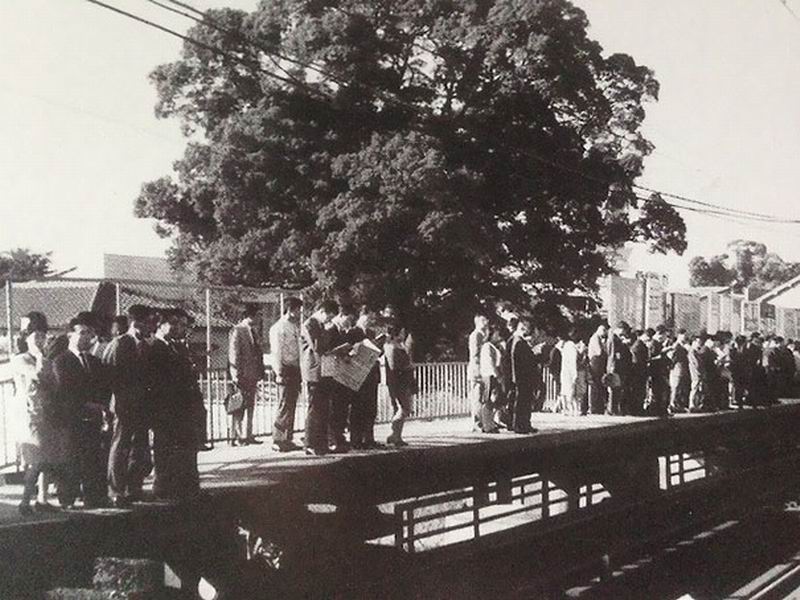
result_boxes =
[0,277,295,368]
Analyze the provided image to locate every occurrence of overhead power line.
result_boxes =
[778,0,800,22]
[86,0,800,227]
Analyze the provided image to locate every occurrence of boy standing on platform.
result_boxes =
[300,300,338,456]
[269,297,303,453]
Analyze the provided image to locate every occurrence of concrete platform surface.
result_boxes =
[0,402,796,530]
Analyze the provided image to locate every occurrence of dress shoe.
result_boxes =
[34,502,60,513]
[329,445,350,454]
[304,447,328,457]
[273,441,301,453]
[245,437,263,445]
[84,497,110,509]
[111,496,131,509]
[198,444,213,452]
[363,441,385,449]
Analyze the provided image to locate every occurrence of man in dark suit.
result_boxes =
[606,322,632,415]
[629,330,650,416]
[149,308,203,501]
[349,305,383,449]
[326,305,359,453]
[228,304,265,445]
[103,304,157,507]
[51,313,110,508]
[300,300,338,455]
[728,334,751,409]
[509,320,536,434]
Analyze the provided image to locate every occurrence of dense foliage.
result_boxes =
[136,0,686,357]
[689,240,800,299]
[0,248,53,281]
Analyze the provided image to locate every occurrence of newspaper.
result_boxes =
[322,338,382,391]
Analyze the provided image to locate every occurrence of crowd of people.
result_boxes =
[10,305,206,515]
[242,300,415,456]
[13,295,798,515]
[468,314,800,433]
[8,298,412,515]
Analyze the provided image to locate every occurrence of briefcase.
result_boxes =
[225,390,245,415]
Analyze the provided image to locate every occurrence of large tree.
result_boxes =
[136,0,685,357]
[689,240,800,298]
[0,248,53,281]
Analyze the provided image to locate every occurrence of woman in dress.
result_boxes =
[11,312,63,515]
[385,325,416,447]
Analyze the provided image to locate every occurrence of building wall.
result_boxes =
[670,293,702,333]
[601,275,644,329]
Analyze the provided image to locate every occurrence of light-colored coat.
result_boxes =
[228,323,264,384]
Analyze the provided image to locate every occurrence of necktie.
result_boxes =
[79,353,90,373]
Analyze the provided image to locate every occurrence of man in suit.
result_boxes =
[228,304,265,446]
[327,305,359,453]
[300,300,338,455]
[728,334,751,409]
[645,326,671,416]
[509,319,536,434]
[269,297,303,453]
[628,330,650,416]
[149,308,203,501]
[587,323,609,415]
[606,322,632,415]
[349,305,383,449]
[667,329,691,414]
[51,313,110,508]
[103,304,156,507]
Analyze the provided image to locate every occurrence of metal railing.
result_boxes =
[0,362,475,466]
[201,361,472,442]
[0,360,569,466]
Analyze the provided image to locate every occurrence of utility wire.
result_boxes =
[84,0,304,90]
[778,0,800,22]
[87,0,800,226]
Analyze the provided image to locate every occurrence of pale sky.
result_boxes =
[1,0,799,287]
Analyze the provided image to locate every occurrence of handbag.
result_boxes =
[225,389,245,415]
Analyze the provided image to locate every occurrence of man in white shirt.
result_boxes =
[269,297,303,452]
[468,314,489,431]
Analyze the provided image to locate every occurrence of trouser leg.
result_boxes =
[21,464,41,505]
[589,370,606,414]
[328,384,351,447]
[390,393,411,441]
[470,380,483,428]
[273,369,300,444]
[304,380,330,451]
[108,415,134,498]
[79,422,105,504]
[513,385,532,432]
[128,423,152,496]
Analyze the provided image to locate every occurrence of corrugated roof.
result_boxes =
[103,254,188,283]
[668,286,732,296]
[0,281,104,329]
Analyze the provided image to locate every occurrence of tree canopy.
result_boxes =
[688,240,800,298]
[0,248,53,282]
[136,0,685,357]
